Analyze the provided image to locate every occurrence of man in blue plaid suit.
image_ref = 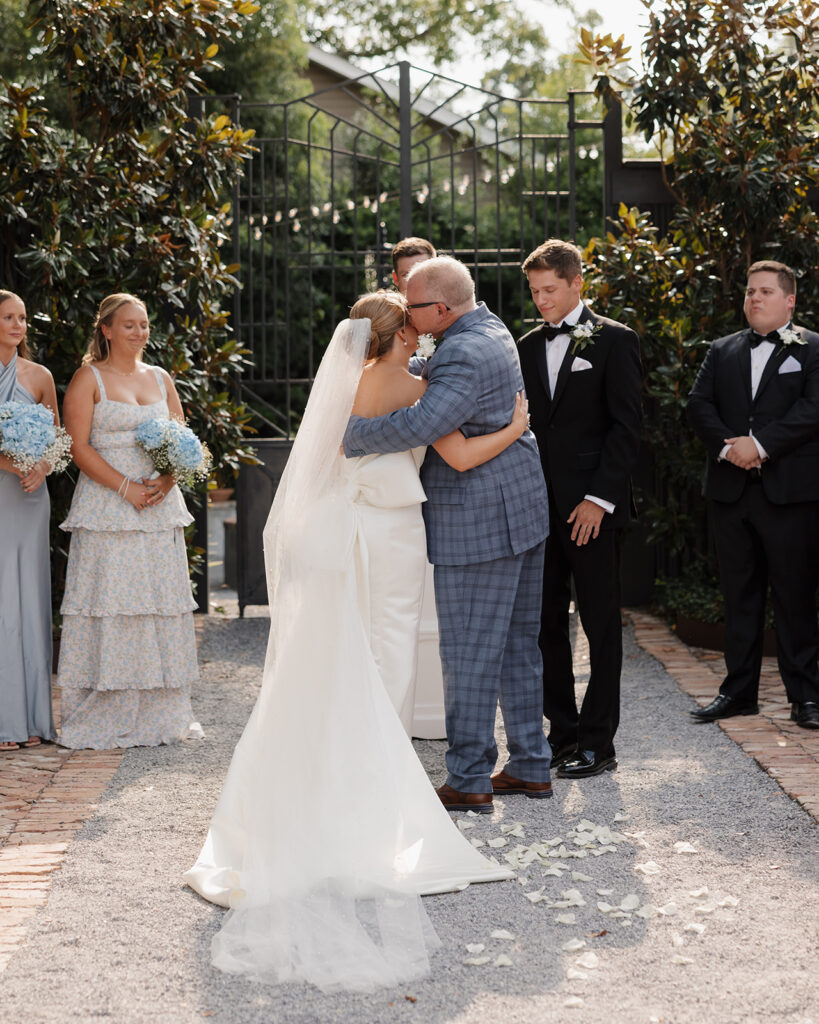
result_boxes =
[343,257,553,812]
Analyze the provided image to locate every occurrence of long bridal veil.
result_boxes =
[185,318,513,991]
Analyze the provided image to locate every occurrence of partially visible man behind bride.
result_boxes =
[344,257,553,811]
[185,289,531,992]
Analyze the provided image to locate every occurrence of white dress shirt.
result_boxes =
[718,322,790,463]
[543,301,615,515]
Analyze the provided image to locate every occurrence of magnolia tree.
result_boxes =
[0,0,261,602]
[577,0,819,597]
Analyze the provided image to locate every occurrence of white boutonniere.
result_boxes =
[416,333,436,358]
[570,321,601,354]
[775,326,806,357]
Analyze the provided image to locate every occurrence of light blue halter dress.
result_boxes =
[0,353,56,744]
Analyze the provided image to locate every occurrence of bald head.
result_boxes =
[407,256,476,313]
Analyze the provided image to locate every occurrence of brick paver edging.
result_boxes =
[0,743,124,971]
[628,609,819,824]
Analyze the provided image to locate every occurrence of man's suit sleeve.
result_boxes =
[587,327,643,504]
[754,340,819,459]
[687,343,736,458]
[343,342,480,457]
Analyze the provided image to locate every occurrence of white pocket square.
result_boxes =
[571,357,593,372]
[779,355,801,374]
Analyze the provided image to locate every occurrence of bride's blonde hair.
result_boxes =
[83,293,148,364]
[350,290,407,359]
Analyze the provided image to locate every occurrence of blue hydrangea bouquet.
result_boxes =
[0,401,72,474]
[135,417,212,489]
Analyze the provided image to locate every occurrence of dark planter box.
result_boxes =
[676,615,777,657]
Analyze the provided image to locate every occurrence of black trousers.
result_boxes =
[711,481,819,704]
[540,494,622,755]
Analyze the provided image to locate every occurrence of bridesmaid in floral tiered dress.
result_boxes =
[57,294,201,749]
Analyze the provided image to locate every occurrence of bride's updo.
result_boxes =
[350,290,407,360]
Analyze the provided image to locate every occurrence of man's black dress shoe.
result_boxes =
[556,750,617,779]
[791,701,819,729]
[689,694,759,722]
[549,743,578,771]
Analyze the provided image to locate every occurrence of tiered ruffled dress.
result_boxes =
[56,365,200,749]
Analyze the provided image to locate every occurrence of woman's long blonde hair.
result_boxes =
[83,293,148,364]
[350,290,407,359]
[0,290,30,360]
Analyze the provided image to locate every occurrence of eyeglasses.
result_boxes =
[406,300,451,311]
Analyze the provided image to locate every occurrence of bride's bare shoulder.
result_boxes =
[353,365,424,417]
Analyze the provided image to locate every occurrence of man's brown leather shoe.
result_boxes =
[491,769,553,799]
[436,783,493,814]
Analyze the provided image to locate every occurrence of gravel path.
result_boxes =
[3,618,817,1024]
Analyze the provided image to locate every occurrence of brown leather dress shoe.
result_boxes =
[436,783,493,814]
[490,769,553,799]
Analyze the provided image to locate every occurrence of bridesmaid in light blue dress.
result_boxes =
[0,291,58,750]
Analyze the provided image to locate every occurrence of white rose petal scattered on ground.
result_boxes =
[624,831,650,848]
[597,888,614,896]
[695,904,716,915]
[463,956,492,966]
[500,823,525,837]
[525,887,546,904]
[620,894,640,911]
[635,904,659,919]
[562,938,587,952]
[671,954,694,965]
[564,997,584,1008]
[494,954,513,967]
[620,920,632,927]
[543,866,564,877]
[658,903,678,916]
[672,933,685,948]
[597,902,614,913]
[457,820,475,831]
[487,837,508,849]
[634,861,661,875]
[566,967,587,980]
[555,913,576,924]
[576,952,600,970]
[466,810,480,817]
[718,896,739,907]
[613,811,629,821]
[572,872,593,882]
[491,929,515,940]
[684,922,706,935]
[465,943,485,954]
[470,838,485,849]
[673,841,698,854]
[689,887,708,897]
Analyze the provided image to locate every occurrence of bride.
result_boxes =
[184,290,529,992]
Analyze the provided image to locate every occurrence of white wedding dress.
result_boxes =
[184,320,513,992]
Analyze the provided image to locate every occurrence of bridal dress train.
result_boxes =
[184,320,513,992]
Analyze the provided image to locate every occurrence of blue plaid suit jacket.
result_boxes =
[343,303,549,565]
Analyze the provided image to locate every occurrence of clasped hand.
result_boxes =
[723,435,764,470]
[141,474,174,507]
[20,459,49,493]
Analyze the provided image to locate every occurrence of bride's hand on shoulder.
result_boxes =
[510,392,529,438]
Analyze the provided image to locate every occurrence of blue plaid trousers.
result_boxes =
[434,540,551,792]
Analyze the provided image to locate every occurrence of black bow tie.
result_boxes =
[748,329,780,349]
[543,322,570,342]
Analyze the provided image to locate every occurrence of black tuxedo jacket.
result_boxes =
[518,306,643,529]
[687,326,819,504]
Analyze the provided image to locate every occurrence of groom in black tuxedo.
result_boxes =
[687,260,819,729]
[518,239,642,777]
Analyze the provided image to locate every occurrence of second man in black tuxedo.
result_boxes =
[518,239,642,778]
[686,260,819,730]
